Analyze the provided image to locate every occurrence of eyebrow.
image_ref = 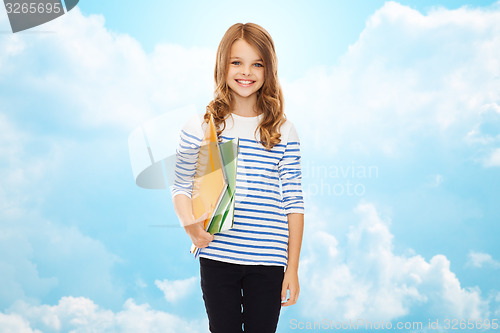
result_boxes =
[230,56,263,62]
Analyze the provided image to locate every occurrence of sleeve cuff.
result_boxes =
[285,207,305,215]
[171,190,192,200]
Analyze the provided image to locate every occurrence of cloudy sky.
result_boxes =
[1,0,500,332]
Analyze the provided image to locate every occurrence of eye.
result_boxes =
[231,61,240,66]
[254,63,263,68]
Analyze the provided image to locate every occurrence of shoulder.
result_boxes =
[279,117,300,143]
[181,112,206,140]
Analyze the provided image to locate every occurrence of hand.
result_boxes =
[184,213,214,248]
[281,269,299,307]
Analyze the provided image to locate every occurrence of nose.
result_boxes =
[241,66,252,76]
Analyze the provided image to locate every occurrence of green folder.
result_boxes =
[207,138,239,234]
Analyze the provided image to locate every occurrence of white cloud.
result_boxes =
[0,6,215,132]
[0,312,41,333]
[0,201,124,311]
[2,1,500,330]
[467,251,500,269]
[483,148,500,167]
[3,296,206,333]
[0,114,124,309]
[494,292,500,317]
[0,115,58,306]
[299,201,489,322]
[135,278,147,289]
[424,174,444,187]
[432,174,443,187]
[465,123,497,145]
[283,1,500,161]
[0,4,216,310]
[155,277,198,303]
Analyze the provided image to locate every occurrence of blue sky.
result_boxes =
[1,0,500,331]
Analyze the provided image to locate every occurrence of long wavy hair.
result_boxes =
[204,23,286,150]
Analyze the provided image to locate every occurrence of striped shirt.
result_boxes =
[171,112,304,267]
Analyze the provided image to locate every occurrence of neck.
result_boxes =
[231,93,260,117]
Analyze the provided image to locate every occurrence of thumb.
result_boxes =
[281,282,288,302]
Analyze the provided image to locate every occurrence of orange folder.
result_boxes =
[190,114,228,256]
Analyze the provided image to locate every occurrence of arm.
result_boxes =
[171,115,213,248]
[277,122,305,306]
[281,213,304,306]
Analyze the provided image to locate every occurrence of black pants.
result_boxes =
[199,257,285,333]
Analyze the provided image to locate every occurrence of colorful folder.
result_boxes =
[207,137,239,234]
[190,114,239,257]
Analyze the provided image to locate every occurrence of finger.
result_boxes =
[198,241,210,248]
[200,239,212,247]
[281,284,288,301]
[287,288,296,306]
[201,234,214,247]
[293,287,300,303]
[281,285,288,305]
[201,231,214,241]
[200,227,212,236]
[294,289,300,304]
[284,286,299,306]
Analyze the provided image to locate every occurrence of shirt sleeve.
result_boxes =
[278,122,305,215]
[171,114,204,199]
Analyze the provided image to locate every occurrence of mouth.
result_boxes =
[235,79,255,87]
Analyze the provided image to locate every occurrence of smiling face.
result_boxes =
[226,39,265,102]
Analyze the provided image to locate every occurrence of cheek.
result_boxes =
[226,67,235,78]
[226,72,236,85]
[259,72,266,84]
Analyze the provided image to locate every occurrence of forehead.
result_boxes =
[230,39,262,60]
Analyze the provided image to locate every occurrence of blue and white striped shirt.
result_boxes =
[171,112,304,267]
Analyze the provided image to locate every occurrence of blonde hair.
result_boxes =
[204,22,286,150]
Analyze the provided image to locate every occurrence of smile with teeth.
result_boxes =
[236,79,255,86]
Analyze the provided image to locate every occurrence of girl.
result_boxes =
[172,23,305,333]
